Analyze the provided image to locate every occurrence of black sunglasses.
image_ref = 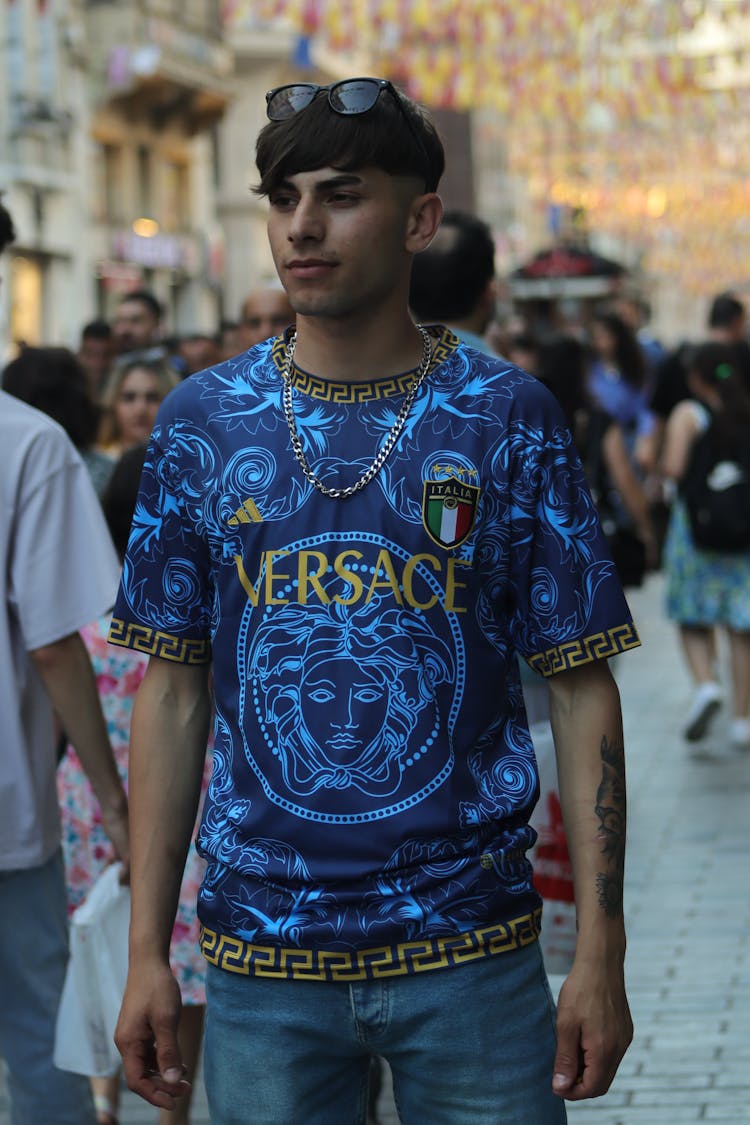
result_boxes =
[266,78,400,121]
[265,77,436,190]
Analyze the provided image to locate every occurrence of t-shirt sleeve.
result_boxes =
[10,428,120,650]
[502,382,640,678]
[108,424,213,665]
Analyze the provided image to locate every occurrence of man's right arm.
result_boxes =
[115,654,211,1112]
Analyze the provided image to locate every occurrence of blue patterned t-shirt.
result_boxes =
[110,327,640,981]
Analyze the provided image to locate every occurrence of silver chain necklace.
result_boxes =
[281,326,433,500]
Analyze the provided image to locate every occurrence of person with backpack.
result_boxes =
[661,342,750,747]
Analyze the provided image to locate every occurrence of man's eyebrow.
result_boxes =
[274,173,365,194]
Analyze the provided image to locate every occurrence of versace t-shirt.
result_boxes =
[110,327,639,981]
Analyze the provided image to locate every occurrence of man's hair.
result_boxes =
[81,318,113,341]
[0,199,16,254]
[118,289,163,321]
[255,84,444,198]
[708,291,745,330]
[409,210,495,322]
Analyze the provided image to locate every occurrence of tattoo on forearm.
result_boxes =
[594,734,626,918]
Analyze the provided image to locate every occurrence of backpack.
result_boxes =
[681,415,750,552]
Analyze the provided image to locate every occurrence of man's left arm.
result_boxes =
[546,657,633,1101]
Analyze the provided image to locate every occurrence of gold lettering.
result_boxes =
[445,557,471,613]
[234,554,262,606]
[402,554,440,610]
[264,550,291,606]
[365,549,404,605]
[298,550,331,605]
[332,550,365,606]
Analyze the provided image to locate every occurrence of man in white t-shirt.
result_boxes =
[0,203,129,1124]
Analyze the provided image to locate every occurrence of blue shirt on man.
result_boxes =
[110,327,639,981]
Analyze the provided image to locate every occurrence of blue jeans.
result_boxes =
[0,849,97,1125]
[204,940,566,1124]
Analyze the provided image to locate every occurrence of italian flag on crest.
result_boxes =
[423,480,479,549]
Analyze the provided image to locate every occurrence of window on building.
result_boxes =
[93,143,123,223]
[137,144,153,216]
[163,159,191,231]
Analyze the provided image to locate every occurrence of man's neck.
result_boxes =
[291,311,428,383]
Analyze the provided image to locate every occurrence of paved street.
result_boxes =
[2,572,748,1123]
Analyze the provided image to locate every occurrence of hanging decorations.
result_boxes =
[224,0,750,294]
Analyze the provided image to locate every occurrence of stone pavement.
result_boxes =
[2,572,748,1123]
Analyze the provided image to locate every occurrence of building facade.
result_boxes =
[0,0,236,353]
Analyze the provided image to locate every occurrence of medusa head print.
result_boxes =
[242,598,456,822]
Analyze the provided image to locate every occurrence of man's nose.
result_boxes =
[287,197,323,242]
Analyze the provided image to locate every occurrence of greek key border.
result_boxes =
[526,622,641,678]
[200,909,541,982]
[108,618,211,665]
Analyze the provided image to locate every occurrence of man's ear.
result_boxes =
[405,192,443,254]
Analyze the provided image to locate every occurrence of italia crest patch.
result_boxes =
[423,477,480,549]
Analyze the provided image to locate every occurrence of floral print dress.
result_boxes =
[57,616,212,1004]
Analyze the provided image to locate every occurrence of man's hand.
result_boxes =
[551,959,633,1100]
[115,960,191,1110]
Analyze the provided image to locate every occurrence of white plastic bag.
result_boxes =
[54,862,130,1077]
[528,721,577,976]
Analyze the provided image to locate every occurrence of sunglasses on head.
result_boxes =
[266,78,400,121]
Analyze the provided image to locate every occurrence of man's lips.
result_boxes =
[286,259,337,278]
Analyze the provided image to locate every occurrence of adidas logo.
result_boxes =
[228,498,263,526]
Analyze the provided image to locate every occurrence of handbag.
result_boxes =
[53,862,130,1077]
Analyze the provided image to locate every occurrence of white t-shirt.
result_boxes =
[0,392,121,870]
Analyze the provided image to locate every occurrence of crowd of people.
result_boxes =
[1,71,749,1125]
[492,289,750,750]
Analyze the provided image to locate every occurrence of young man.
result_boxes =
[113,79,637,1124]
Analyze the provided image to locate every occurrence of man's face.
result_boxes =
[238,288,294,349]
[78,336,114,396]
[266,166,416,323]
[113,299,160,353]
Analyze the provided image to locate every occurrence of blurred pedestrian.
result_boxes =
[113,75,635,1124]
[78,319,115,400]
[610,289,664,378]
[58,443,210,1125]
[112,289,166,360]
[2,345,115,495]
[175,332,223,377]
[409,208,498,353]
[661,342,750,747]
[237,284,294,349]
[218,318,242,360]
[98,357,178,458]
[588,310,655,467]
[537,334,656,582]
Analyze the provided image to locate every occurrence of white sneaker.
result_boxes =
[730,717,750,748]
[683,682,723,741]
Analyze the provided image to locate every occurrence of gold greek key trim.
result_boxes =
[270,327,460,403]
[200,910,541,982]
[526,622,641,679]
[108,618,211,664]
